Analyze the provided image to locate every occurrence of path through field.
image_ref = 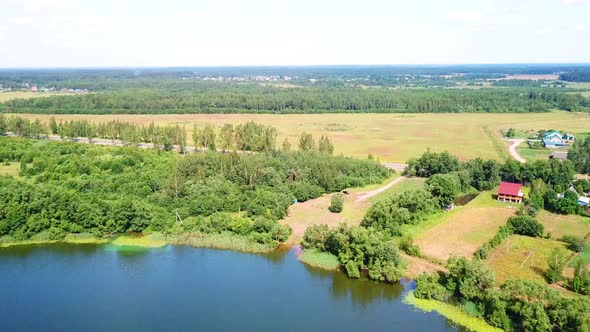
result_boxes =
[506,139,526,163]
[356,176,407,201]
[281,177,407,244]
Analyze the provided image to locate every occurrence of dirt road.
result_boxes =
[356,176,407,201]
[506,139,526,163]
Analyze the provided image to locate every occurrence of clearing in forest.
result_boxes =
[415,191,517,261]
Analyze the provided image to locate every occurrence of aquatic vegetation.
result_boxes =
[110,233,167,248]
[298,249,340,270]
[404,292,503,332]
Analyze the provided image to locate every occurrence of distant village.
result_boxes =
[0,83,90,94]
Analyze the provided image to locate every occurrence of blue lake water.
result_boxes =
[0,244,463,331]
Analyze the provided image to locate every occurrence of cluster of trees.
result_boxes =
[0,136,388,245]
[2,85,589,114]
[568,137,590,175]
[302,224,404,282]
[415,256,590,332]
[526,178,590,216]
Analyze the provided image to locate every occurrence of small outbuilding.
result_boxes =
[579,197,590,207]
[497,182,524,203]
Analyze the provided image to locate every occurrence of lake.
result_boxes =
[0,244,463,332]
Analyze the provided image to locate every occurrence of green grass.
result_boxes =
[110,233,167,248]
[486,235,572,284]
[0,162,21,177]
[536,211,590,240]
[517,147,552,161]
[298,249,341,270]
[168,232,276,253]
[63,233,109,244]
[369,177,427,203]
[404,292,503,332]
[570,241,590,267]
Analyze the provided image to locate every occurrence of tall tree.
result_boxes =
[318,136,334,155]
[299,132,315,151]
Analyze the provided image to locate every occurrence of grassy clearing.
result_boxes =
[368,177,426,201]
[517,147,552,161]
[11,112,590,163]
[414,192,517,261]
[168,232,275,253]
[0,162,21,177]
[570,241,590,267]
[404,292,503,332]
[536,211,590,240]
[486,235,572,284]
[298,249,340,270]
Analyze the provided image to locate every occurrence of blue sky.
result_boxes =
[1,0,589,67]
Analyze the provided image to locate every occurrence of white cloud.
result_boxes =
[8,16,34,24]
[561,0,590,4]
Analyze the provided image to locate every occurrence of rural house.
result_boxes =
[497,182,524,203]
[579,197,590,207]
[543,130,575,148]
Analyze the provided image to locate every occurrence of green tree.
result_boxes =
[219,123,234,152]
[318,135,334,155]
[298,132,315,151]
[329,193,343,213]
[546,247,568,283]
[281,137,291,152]
[426,173,460,208]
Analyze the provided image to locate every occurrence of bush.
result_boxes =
[328,193,343,213]
[562,235,585,252]
[546,247,568,283]
[507,215,544,237]
[414,272,447,300]
[399,235,421,257]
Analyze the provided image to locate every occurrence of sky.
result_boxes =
[1,0,590,67]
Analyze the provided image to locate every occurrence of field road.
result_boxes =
[506,139,526,163]
[356,176,407,201]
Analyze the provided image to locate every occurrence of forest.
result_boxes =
[0,131,387,248]
[1,85,589,114]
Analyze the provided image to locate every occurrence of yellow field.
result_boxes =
[7,112,590,163]
[0,91,60,102]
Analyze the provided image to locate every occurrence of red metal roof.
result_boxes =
[498,182,522,196]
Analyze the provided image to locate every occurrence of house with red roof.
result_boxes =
[497,182,524,203]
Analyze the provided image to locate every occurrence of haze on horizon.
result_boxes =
[1,0,590,68]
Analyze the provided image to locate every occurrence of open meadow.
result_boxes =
[8,112,590,163]
[486,235,572,284]
[414,191,518,261]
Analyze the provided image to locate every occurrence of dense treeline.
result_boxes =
[415,257,590,332]
[2,85,589,114]
[0,137,387,246]
[560,71,590,82]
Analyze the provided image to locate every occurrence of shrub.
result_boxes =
[328,193,343,213]
[546,247,568,283]
[507,215,544,237]
[399,235,421,257]
[561,235,585,252]
[414,273,447,300]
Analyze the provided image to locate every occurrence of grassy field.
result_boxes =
[536,211,590,240]
[486,235,572,284]
[9,112,590,163]
[414,191,518,261]
[517,147,552,161]
[0,162,20,177]
[0,91,61,102]
[570,242,590,267]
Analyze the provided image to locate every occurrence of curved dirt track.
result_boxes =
[506,139,526,163]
